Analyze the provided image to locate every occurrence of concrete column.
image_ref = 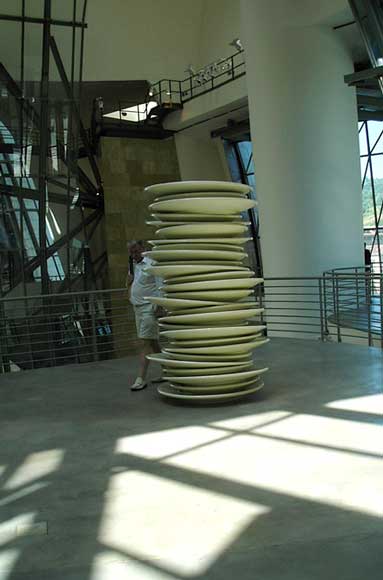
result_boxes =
[240,0,364,277]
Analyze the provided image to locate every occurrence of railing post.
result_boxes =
[90,293,98,362]
[0,300,11,373]
[335,274,341,343]
[318,277,324,341]
[367,272,372,347]
[257,279,265,331]
[322,274,329,337]
[355,267,359,308]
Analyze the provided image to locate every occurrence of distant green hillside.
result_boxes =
[362,178,383,227]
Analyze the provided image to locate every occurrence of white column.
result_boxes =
[240,0,364,277]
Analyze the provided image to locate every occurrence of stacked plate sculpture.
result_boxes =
[144,180,269,402]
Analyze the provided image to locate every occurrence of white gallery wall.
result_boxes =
[84,0,205,81]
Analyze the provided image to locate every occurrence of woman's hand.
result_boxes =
[154,305,166,318]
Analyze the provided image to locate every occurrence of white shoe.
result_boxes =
[131,377,147,391]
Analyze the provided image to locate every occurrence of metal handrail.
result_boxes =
[1,272,382,374]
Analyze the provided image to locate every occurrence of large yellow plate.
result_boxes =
[147,264,247,278]
[165,338,269,355]
[145,249,246,262]
[150,197,256,215]
[151,213,239,222]
[160,307,263,325]
[164,270,254,284]
[149,237,251,246]
[145,180,251,195]
[163,289,253,301]
[155,223,248,238]
[158,382,264,401]
[163,278,262,292]
[146,296,221,310]
[164,367,268,386]
[160,325,265,340]
[168,331,263,346]
[169,377,262,393]
[146,353,252,368]
[163,363,253,376]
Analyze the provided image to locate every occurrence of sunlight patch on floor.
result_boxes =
[326,393,383,415]
[4,450,64,490]
[209,410,292,432]
[0,482,48,508]
[115,426,227,460]
[98,471,268,576]
[255,413,382,455]
[165,431,383,517]
[91,550,176,580]
[0,549,20,580]
[0,513,35,545]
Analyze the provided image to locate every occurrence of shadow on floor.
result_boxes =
[0,338,382,579]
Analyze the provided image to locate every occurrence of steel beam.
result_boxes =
[0,13,87,28]
[357,94,383,109]
[4,209,103,295]
[345,66,383,86]
[37,0,51,294]
[358,110,383,121]
[49,35,103,194]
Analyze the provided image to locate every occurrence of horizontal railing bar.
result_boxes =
[264,299,321,304]
[0,288,127,303]
[267,329,319,335]
[264,314,321,319]
[265,321,321,327]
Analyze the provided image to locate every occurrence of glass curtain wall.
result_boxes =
[0,0,105,298]
[359,120,383,273]
[223,139,262,276]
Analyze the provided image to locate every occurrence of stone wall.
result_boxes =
[99,136,180,355]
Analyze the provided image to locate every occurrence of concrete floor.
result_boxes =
[0,338,382,580]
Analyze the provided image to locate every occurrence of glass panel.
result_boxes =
[25,0,44,19]
[223,140,242,183]
[358,122,368,155]
[237,141,253,173]
[51,0,78,21]
[360,156,369,186]
[367,120,383,153]
[246,173,256,196]
[0,1,21,16]
[0,20,21,81]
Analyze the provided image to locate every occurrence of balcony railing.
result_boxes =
[1,270,382,373]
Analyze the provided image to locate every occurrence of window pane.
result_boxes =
[237,141,253,173]
[368,121,383,153]
[359,122,368,155]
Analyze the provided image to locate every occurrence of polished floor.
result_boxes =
[0,339,382,580]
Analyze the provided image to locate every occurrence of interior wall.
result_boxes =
[84,0,205,82]
[175,133,229,181]
[100,136,180,354]
[197,0,241,69]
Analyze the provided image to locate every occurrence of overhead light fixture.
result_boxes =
[229,38,243,52]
